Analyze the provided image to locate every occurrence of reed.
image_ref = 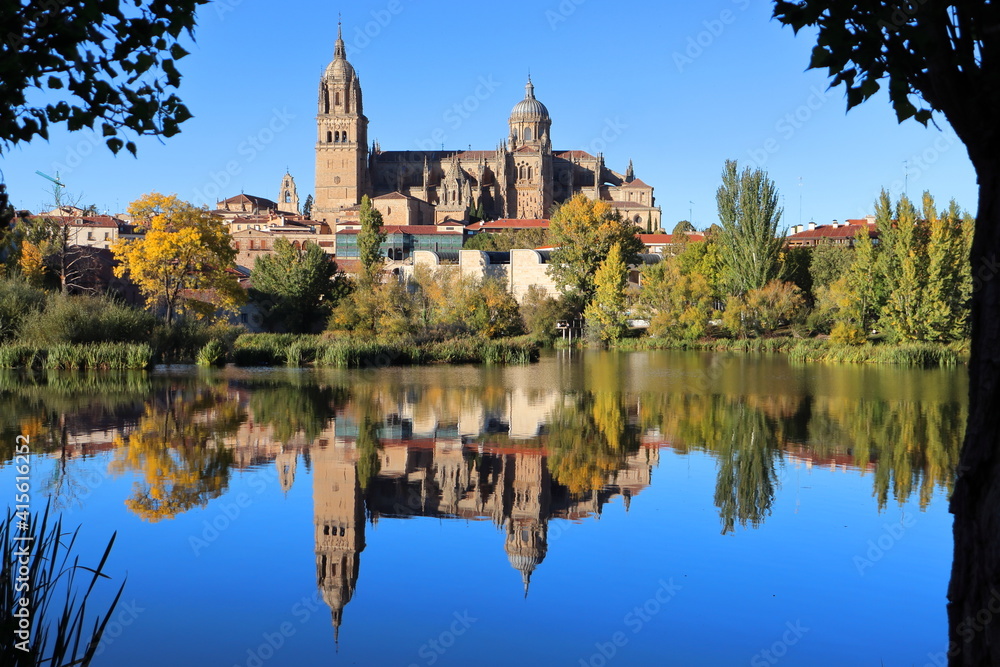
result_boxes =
[0,502,125,666]
[195,339,227,367]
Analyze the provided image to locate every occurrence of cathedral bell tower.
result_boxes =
[507,77,553,219]
[315,22,369,223]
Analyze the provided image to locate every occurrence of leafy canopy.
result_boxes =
[250,238,346,334]
[547,194,643,308]
[716,160,785,296]
[584,242,629,343]
[112,193,244,324]
[357,195,386,286]
[772,1,1000,162]
[0,0,207,156]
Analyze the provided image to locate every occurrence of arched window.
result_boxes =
[524,127,532,141]
[512,128,518,141]
[284,191,291,203]
[335,91,341,107]
[327,131,333,143]
[324,91,329,114]
[343,131,348,142]
[527,166,533,180]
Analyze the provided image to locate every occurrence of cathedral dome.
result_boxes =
[510,78,549,119]
[325,57,355,81]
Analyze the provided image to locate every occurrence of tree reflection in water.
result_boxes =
[108,381,242,522]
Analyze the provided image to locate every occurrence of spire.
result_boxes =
[334,17,346,60]
[522,568,532,599]
[626,159,635,183]
[525,76,535,100]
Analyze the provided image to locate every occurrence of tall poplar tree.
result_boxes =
[715,160,785,296]
[584,242,629,343]
[922,195,966,342]
[357,195,386,286]
[880,193,926,339]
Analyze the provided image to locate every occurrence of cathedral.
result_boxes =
[314,24,661,227]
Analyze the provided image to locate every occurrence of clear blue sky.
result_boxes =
[0,0,979,229]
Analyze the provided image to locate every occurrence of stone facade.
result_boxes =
[313,23,661,228]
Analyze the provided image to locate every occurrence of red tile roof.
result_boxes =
[621,178,652,189]
[373,191,409,200]
[218,193,277,209]
[787,224,877,242]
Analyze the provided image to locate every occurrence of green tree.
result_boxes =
[715,160,785,296]
[880,193,927,340]
[547,194,643,309]
[671,219,696,239]
[357,195,386,286]
[0,0,205,157]
[922,195,970,342]
[302,194,314,220]
[250,239,347,333]
[463,228,549,251]
[772,4,1000,659]
[519,285,568,340]
[584,242,628,343]
[845,197,889,336]
[640,257,719,341]
[809,241,854,289]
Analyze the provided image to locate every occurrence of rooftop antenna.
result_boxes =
[798,176,803,226]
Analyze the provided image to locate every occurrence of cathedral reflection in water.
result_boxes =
[245,389,662,640]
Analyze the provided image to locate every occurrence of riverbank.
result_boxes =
[227,333,539,368]
[600,336,969,367]
[0,333,542,370]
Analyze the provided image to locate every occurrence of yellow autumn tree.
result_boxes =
[112,193,245,323]
[18,240,46,286]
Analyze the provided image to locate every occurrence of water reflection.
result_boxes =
[0,354,966,642]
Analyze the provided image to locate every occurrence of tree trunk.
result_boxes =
[948,160,1000,666]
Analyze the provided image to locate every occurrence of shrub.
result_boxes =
[830,321,866,345]
[19,293,156,345]
[520,286,565,341]
[0,277,47,342]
